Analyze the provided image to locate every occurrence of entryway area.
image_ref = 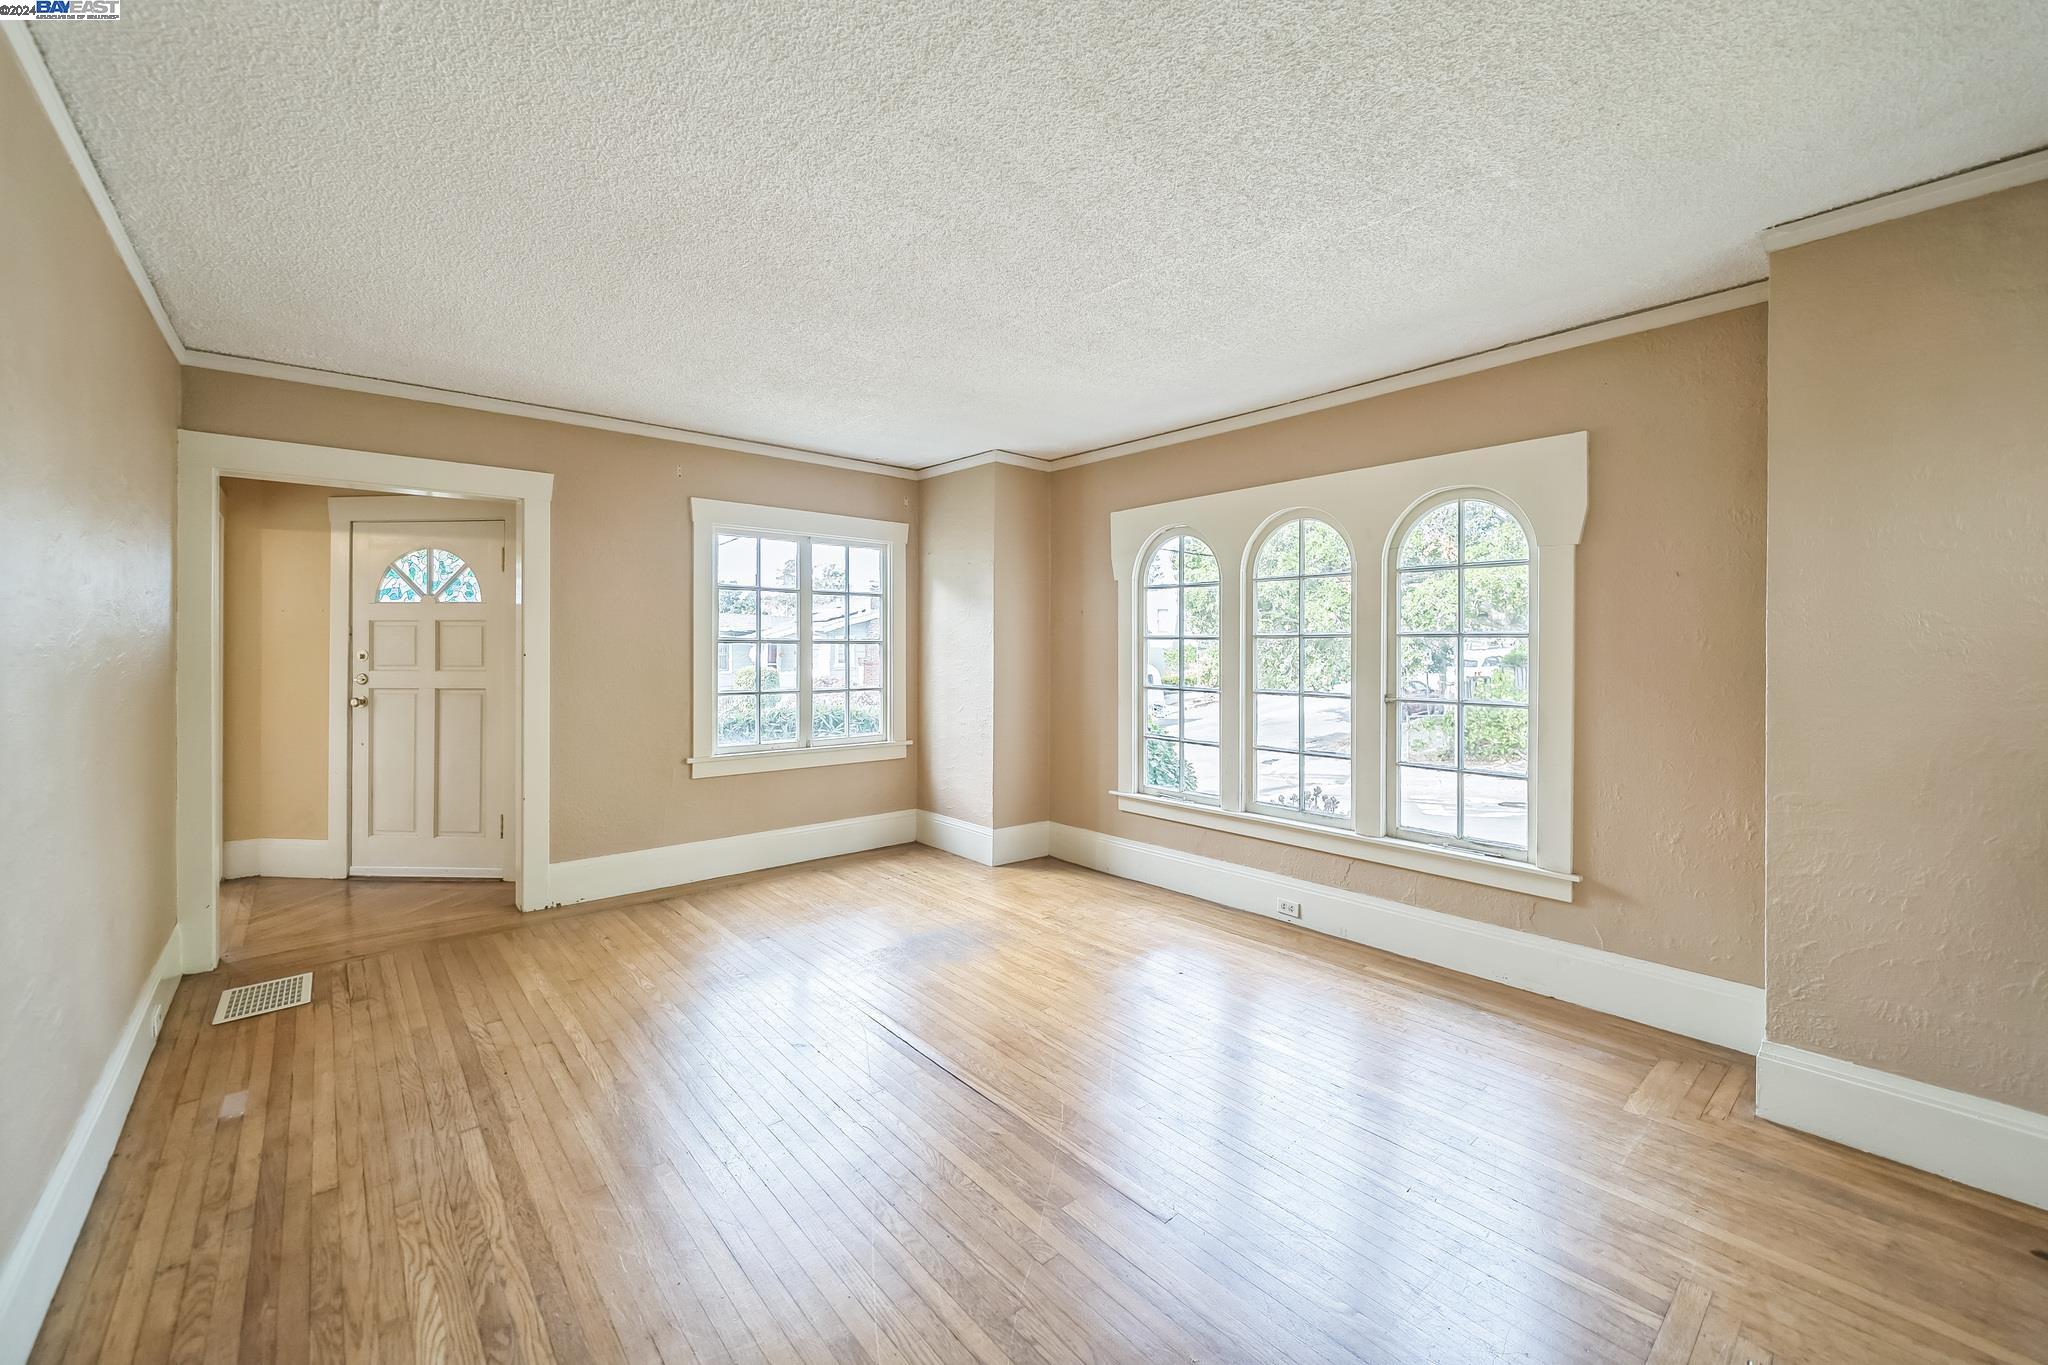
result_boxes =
[220,478,522,934]
[216,874,518,979]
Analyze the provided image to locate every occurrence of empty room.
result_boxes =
[3,3,2045,1362]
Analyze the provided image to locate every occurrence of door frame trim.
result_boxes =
[329,495,517,882]
[177,431,555,972]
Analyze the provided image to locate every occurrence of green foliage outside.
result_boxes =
[1145,739,1195,792]
[1461,704,1527,773]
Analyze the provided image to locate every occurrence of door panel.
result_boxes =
[368,689,418,833]
[369,619,417,668]
[435,690,486,835]
[349,517,511,876]
[437,620,485,670]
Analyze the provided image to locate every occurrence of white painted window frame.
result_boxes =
[1384,490,1539,861]
[1242,510,1357,828]
[176,431,555,973]
[1134,529,1225,806]
[1109,432,1586,902]
[688,499,911,778]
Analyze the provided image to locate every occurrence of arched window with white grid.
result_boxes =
[1138,531,1222,801]
[1389,494,1533,855]
[1248,516,1353,822]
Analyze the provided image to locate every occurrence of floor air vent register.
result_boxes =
[212,972,314,1024]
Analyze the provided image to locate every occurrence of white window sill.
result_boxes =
[1111,790,1578,902]
[690,740,910,778]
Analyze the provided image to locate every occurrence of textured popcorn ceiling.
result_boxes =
[34,2,2048,467]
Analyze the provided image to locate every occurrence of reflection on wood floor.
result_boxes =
[217,872,521,978]
[35,846,2048,1363]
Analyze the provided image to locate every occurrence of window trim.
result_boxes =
[1108,432,1584,900]
[689,499,911,778]
[1110,789,1579,900]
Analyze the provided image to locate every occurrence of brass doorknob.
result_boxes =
[349,696,369,708]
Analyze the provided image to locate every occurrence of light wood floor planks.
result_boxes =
[34,847,2048,1363]
[217,875,522,979]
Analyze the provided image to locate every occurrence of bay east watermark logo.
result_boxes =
[0,0,121,18]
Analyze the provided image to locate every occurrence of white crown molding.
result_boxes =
[30,0,2029,490]
[9,24,933,483]
[4,25,187,365]
[1760,146,2048,253]
[184,351,926,481]
[1048,823,1765,1052]
[1756,1043,2048,1211]
[912,449,1058,480]
[0,924,182,1365]
[1045,281,1770,472]
[17,20,1770,489]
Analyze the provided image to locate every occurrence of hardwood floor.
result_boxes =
[34,847,2048,1363]
[218,874,521,978]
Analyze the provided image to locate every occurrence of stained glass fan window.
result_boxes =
[377,547,482,603]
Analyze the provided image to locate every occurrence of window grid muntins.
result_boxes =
[713,532,888,753]
[1250,517,1353,821]
[377,547,482,604]
[1392,498,1532,854]
[1140,534,1221,801]
[808,540,889,745]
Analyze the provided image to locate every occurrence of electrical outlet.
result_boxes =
[150,1003,166,1038]
[1277,898,1304,919]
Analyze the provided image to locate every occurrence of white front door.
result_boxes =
[348,520,512,877]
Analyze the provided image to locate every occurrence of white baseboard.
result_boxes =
[544,809,918,907]
[1048,823,1765,1053]
[221,838,345,880]
[1756,1043,2048,1210]
[915,812,1052,866]
[0,924,183,1365]
[990,820,1052,865]
[347,865,504,879]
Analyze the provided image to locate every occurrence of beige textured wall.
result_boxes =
[991,464,1052,829]
[220,478,356,841]
[917,465,997,827]
[0,47,180,1267]
[182,371,920,863]
[1765,183,2048,1112]
[1050,307,1769,983]
[916,462,1054,830]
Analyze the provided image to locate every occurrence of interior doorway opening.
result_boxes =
[178,430,557,973]
[219,483,518,884]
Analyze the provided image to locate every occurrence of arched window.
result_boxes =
[1140,532,1221,801]
[1391,495,1531,853]
[1250,516,1353,820]
[377,547,482,603]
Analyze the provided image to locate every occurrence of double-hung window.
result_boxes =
[689,500,910,777]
